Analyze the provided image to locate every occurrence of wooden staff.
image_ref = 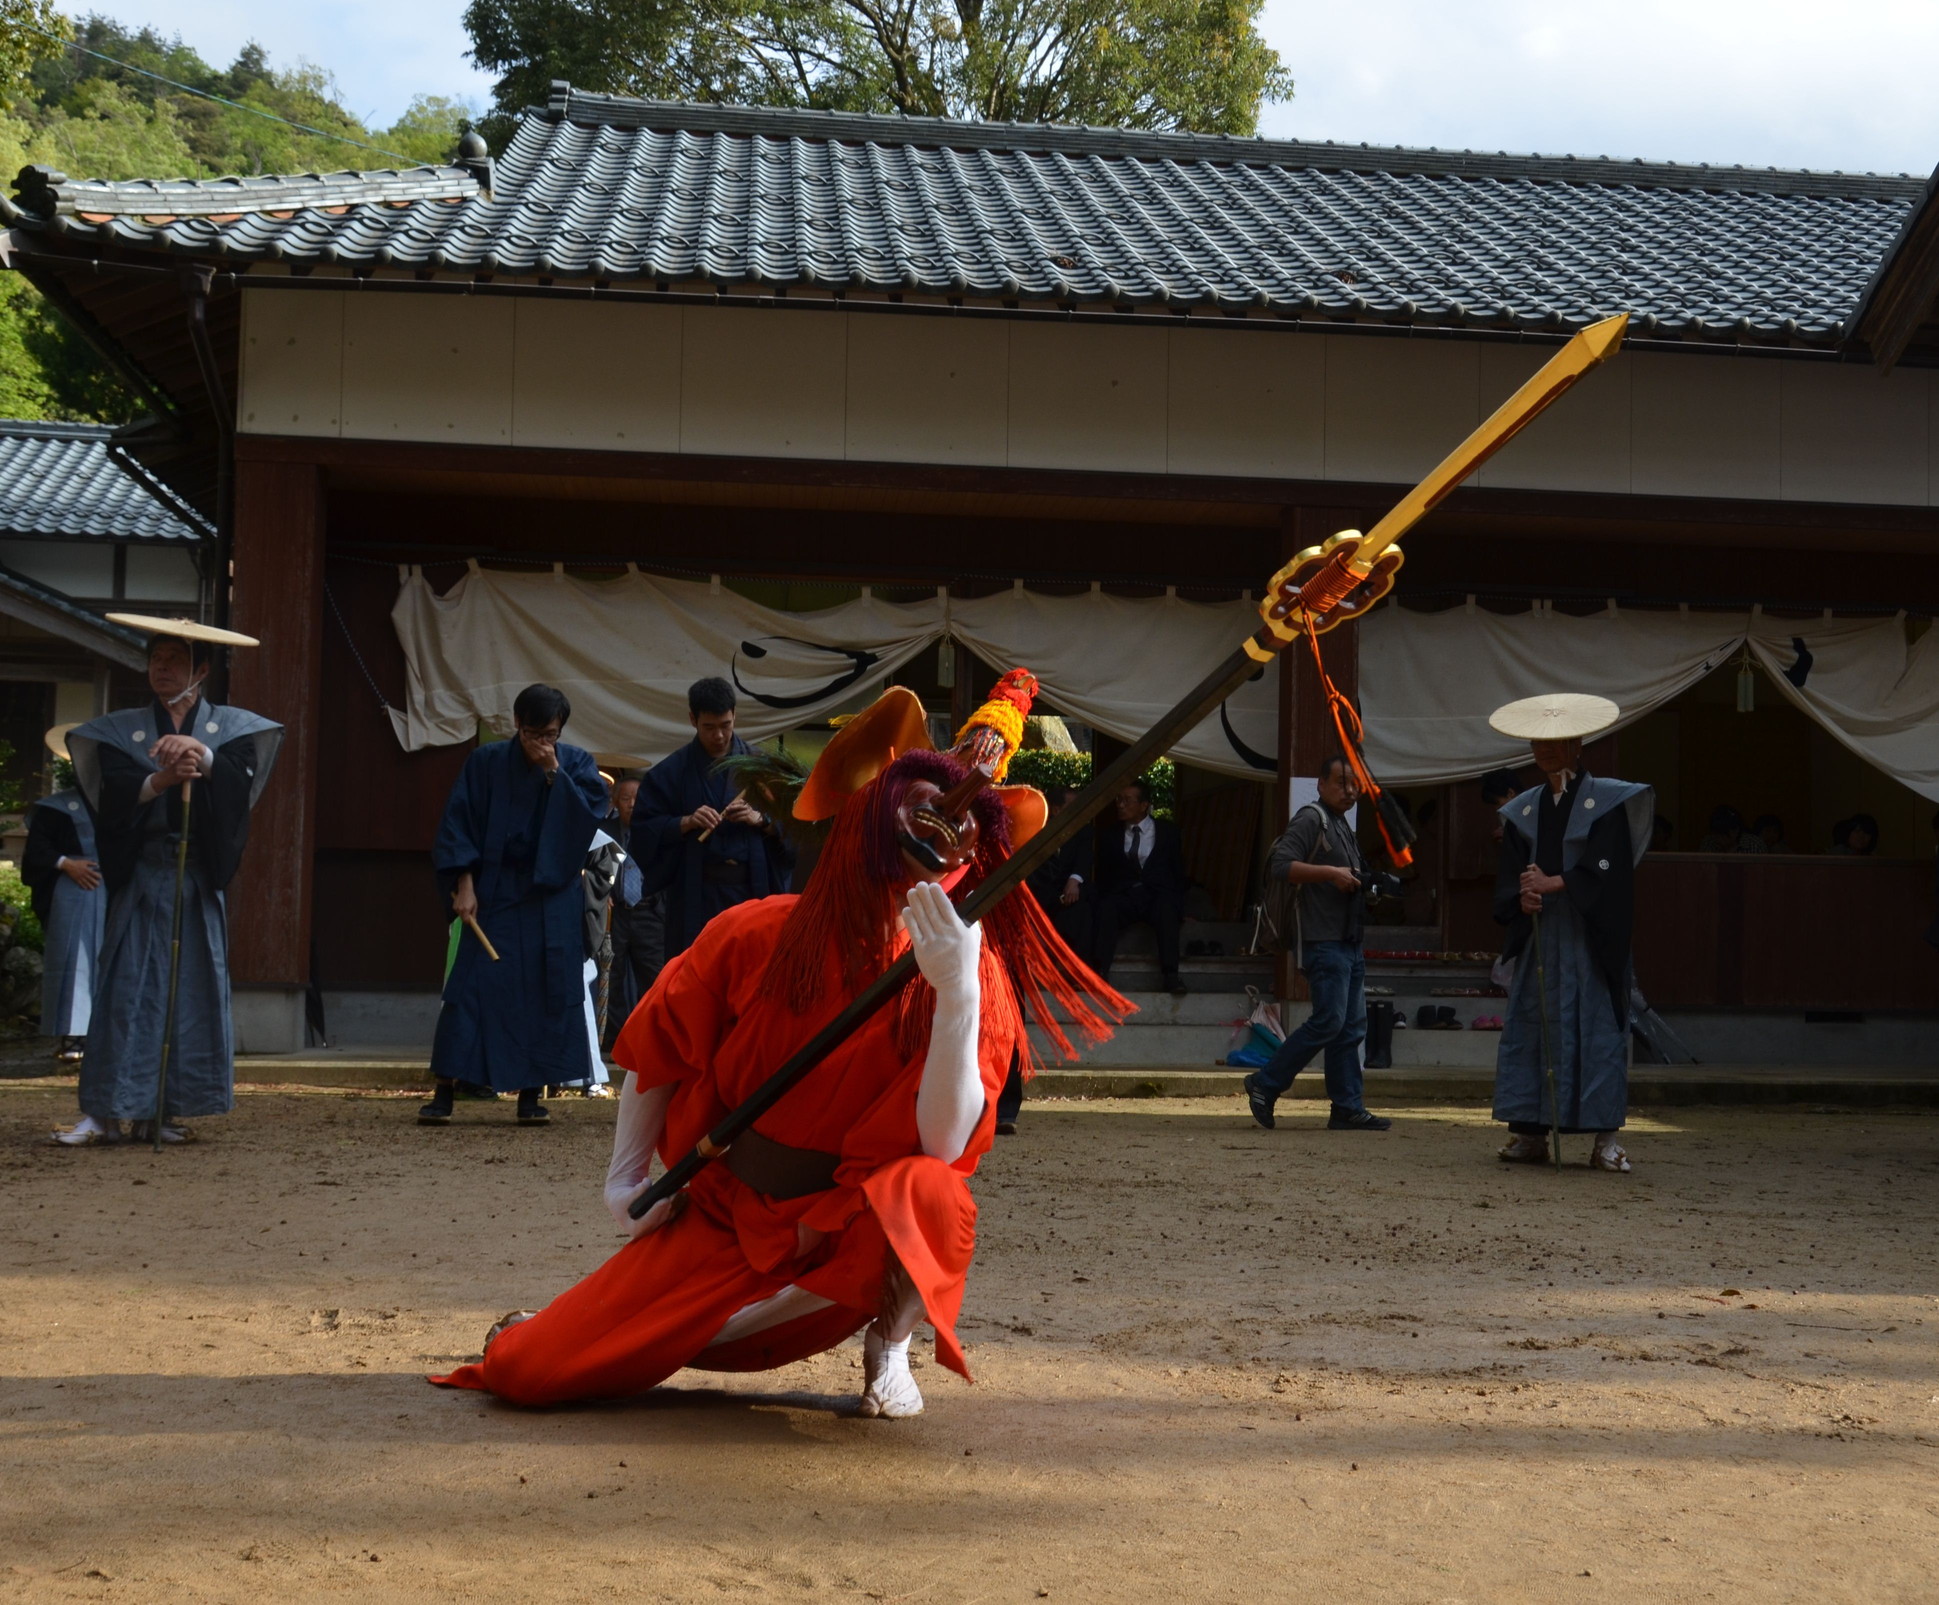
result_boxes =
[629,314,1628,1221]
[150,778,193,1153]
[696,789,745,843]
[462,913,501,962]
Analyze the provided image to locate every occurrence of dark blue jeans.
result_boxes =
[1253,940,1367,1111]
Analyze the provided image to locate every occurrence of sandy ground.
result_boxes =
[1,1084,1935,1605]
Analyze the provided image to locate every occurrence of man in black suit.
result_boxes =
[1091,777,1189,996]
[1026,784,1092,952]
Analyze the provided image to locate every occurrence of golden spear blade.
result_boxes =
[1257,311,1628,641]
[1358,311,1629,565]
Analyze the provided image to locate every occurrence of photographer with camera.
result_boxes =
[1244,754,1392,1133]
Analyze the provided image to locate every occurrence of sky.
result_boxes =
[118,0,1939,177]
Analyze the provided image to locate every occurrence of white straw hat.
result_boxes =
[107,613,260,647]
[1488,692,1619,741]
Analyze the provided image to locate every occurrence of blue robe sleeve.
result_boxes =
[630,748,691,901]
[531,746,608,891]
[433,747,491,905]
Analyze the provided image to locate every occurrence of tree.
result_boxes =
[463,0,1291,145]
[0,0,68,101]
[0,16,484,422]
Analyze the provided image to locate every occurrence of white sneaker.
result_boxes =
[858,1328,924,1419]
[52,1114,120,1146]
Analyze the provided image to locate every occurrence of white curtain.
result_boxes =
[1357,603,1742,783]
[387,567,1939,802]
[387,565,1275,779]
[1358,602,1939,802]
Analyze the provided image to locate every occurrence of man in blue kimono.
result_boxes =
[420,684,608,1127]
[57,628,283,1146]
[1488,693,1653,1173]
[22,744,104,1065]
[630,677,793,960]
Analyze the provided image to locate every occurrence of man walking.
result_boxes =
[1244,755,1390,1132]
[1488,693,1653,1171]
[1090,778,1189,995]
[631,678,794,960]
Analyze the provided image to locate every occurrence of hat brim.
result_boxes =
[108,613,260,648]
[1488,693,1620,741]
[44,721,77,761]
[794,687,932,821]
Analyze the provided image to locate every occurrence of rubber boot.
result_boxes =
[1364,999,1396,1069]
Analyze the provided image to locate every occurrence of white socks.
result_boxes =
[858,1327,924,1419]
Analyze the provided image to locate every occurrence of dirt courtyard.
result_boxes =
[1,1085,1934,1604]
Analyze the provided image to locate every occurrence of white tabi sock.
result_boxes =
[859,1327,924,1419]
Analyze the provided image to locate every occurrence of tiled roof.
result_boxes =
[0,421,211,542]
[0,561,150,669]
[6,85,1927,350]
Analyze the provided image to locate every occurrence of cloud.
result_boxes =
[1256,0,1939,176]
[99,0,495,129]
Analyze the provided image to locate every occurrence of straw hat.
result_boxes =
[1488,692,1619,742]
[44,722,77,761]
[106,613,260,648]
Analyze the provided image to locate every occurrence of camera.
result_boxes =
[1363,870,1405,906]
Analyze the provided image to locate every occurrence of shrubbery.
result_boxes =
[1005,752,1175,819]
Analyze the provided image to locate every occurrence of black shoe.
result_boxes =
[418,1079,455,1125]
[1328,1106,1391,1131]
[516,1089,550,1125]
[1243,1073,1275,1130]
[1163,972,1189,997]
[994,1120,1018,1136]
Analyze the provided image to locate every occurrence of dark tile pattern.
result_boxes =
[8,91,1924,349]
[0,421,208,542]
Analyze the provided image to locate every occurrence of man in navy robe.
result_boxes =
[1488,693,1652,1173]
[57,632,282,1146]
[630,677,793,960]
[420,684,608,1127]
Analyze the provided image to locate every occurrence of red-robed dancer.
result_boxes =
[432,673,1126,1417]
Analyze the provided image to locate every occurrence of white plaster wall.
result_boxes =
[237,290,1937,506]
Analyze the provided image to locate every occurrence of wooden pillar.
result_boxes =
[226,456,325,988]
[1275,507,1363,999]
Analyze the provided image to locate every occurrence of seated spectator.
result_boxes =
[1090,778,1188,996]
[1650,813,1675,852]
[1699,804,1764,853]
[1831,813,1880,856]
[1751,813,1790,853]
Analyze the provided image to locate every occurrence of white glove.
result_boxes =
[902,882,983,1162]
[901,881,981,1005]
[603,1077,675,1239]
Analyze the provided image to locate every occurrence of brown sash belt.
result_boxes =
[724,1128,841,1200]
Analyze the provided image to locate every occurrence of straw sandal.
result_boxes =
[1590,1139,1631,1173]
[1497,1133,1550,1164]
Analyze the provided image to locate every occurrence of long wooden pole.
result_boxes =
[630,635,1270,1218]
[150,781,193,1153]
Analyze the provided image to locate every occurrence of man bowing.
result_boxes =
[419,684,608,1127]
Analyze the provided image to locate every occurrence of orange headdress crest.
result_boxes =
[949,668,1038,783]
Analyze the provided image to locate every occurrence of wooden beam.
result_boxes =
[226,457,324,986]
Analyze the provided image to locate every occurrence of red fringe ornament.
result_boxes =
[765,751,1130,1073]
